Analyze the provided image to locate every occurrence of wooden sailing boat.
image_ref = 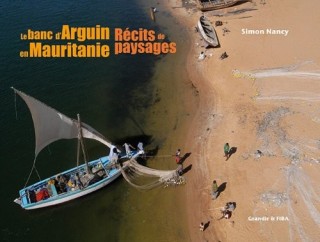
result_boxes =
[198,16,219,47]
[12,88,144,210]
[198,0,244,12]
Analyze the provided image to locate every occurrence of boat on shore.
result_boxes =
[12,88,144,210]
[198,0,244,12]
[197,16,219,47]
[150,7,156,21]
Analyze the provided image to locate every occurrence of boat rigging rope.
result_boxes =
[23,157,41,188]
[143,155,173,158]
[14,91,18,120]
[34,166,41,182]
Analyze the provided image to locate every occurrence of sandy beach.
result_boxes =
[158,0,320,241]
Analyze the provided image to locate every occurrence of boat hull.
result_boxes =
[198,0,243,12]
[16,151,143,210]
[22,171,122,210]
[197,16,219,47]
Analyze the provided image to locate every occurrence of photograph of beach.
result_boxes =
[1,0,319,241]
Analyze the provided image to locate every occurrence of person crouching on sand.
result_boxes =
[219,202,235,220]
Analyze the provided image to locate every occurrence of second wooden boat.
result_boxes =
[198,0,244,12]
[197,16,219,47]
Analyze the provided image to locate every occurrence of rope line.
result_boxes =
[23,157,37,188]
[14,90,18,120]
[143,155,174,158]
[34,166,41,181]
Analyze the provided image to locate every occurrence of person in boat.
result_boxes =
[137,142,146,159]
[53,176,61,193]
[48,178,55,185]
[66,177,76,191]
[108,145,120,167]
[137,142,144,152]
[47,178,57,196]
[123,143,135,157]
[75,173,84,189]
[56,174,67,193]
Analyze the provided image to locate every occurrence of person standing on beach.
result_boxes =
[224,143,230,160]
[175,148,181,164]
[212,180,219,200]
[199,222,205,231]
[176,163,183,176]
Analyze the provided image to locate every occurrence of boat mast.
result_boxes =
[77,114,91,174]
[76,135,80,167]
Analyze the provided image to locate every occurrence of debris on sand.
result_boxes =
[220,52,228,60]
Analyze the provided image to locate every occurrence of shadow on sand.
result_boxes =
[203,221,210,231]
[179,152,191,164]
[216,182,227,199]
[182,164,192,175]
[226,147,237,160]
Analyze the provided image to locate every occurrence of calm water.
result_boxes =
[0,1,191,242]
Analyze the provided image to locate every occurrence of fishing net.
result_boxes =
[255,106,320,240]
[120,159,185,190]
[260,191,288,207]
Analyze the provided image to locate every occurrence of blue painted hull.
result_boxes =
[16,151,139,210]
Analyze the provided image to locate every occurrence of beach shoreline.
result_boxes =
[159,0,320,241]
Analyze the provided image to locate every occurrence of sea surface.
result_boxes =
[0,1,191,241]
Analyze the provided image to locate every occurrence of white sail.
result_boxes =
[12,87,114,157]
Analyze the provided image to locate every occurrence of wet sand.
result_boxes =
[158,0,320,241]
[116,0,198,240]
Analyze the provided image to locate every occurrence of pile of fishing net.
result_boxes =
[120,159,185,190]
